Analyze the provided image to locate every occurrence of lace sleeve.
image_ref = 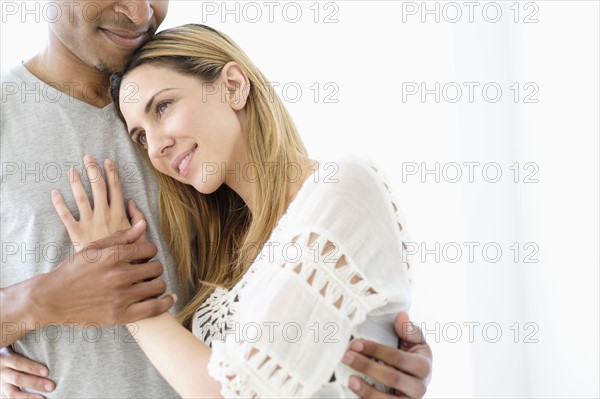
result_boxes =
[207,157,413,398]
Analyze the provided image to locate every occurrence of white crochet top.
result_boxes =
[192,156,413,398]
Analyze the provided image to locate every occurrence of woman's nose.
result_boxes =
[147,132,175,158]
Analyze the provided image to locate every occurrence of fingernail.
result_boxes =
[351,340,364,352]
[172,294,178,302]
[342,352,354,365]
[44,382,54,391]
[349,377,361,391]
[39,368,48,376]
[105,158,114,166]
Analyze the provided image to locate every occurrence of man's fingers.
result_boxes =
[395,312,425,346]
[113,237,157,263]
[0,368,54,394]
[104,159,124,208]
[1,382,46,399]
[124,295,176,322]
[343,350,426,397]
[125,279,167,304]
[349,339,431,379]
[91,220,149,251]
[347,375,401,399]
[74,223,156,269]
[126,262,164,284]
[0,348,48,378]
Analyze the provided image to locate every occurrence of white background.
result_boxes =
[1,1,599,397]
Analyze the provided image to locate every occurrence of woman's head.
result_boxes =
[111,24,299,194]
[115,61,250,195]
[110,24,308,326]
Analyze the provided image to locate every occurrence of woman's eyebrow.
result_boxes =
[127,88,181,135]
[144,88,178,114]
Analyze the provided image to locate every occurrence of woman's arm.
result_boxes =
[206,157,415,398]
[51,157,221,397]
[128,313,222,399]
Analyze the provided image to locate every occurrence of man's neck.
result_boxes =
[24,39,112,108]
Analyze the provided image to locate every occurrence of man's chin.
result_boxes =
[95,58,127,75]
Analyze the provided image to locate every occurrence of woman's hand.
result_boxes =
[51,155,147,253]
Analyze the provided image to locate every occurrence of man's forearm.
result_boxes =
[1,276,44,347]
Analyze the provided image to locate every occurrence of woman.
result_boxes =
[51,24,414,398]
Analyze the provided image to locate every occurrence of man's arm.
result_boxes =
[0,281,40,347]
[343,312,433,399]
[0,224,175,397]
[2,313,433,399]
[1,222,175,348]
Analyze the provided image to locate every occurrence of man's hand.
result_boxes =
[343,312,433,398]
[0,347,54,399]
[1,222,170,346]
[17,221,176,338]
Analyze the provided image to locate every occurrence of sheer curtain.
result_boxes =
[1,1,598,397]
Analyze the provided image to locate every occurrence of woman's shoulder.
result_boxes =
[301,155,397,205]
[317,154,381,179]
[286,155,406,240]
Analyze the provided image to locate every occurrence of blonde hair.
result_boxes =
[110,24,307,327]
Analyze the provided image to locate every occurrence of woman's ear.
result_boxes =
[222,61,251,111]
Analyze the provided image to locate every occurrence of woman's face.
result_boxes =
[119,64,248,194]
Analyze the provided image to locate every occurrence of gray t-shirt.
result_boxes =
[1,64,182,398]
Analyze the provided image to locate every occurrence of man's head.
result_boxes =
[49,1,169,74]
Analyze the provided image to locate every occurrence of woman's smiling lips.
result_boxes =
[172,145,198,176]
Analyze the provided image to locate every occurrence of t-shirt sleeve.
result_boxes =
[207,157,413,398]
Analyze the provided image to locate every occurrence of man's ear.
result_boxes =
[221,61,251,110]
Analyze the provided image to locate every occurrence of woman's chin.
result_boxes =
[191,180,224,195]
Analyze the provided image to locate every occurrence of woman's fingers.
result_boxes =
[84,155,108,215]
[67,167,92,221]
[51,190,76,230]
[104,159,125,209]
[127,200,148,245]
[127,200,146,225]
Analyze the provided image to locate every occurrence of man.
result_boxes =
[0,1,432,398]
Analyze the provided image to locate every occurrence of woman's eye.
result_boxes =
[138,132,148,147]
[156,101,171,116]
[132,131,147,148]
